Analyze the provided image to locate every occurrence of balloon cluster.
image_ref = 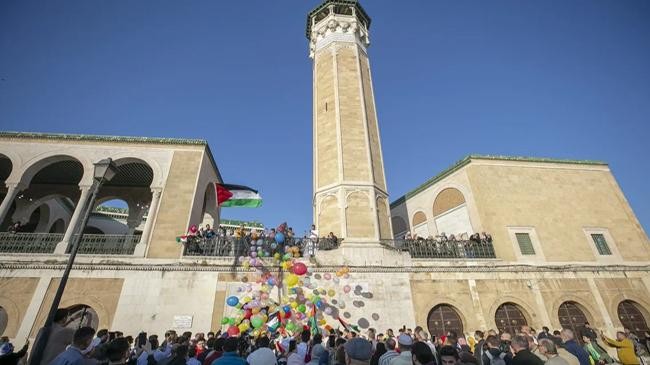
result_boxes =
[220,224,355,338]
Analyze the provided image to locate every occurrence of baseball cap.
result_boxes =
[398,334,414,346]
[344,337,373,361]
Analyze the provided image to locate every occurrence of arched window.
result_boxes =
[618,300,649,338]
[427,304,464,338]
[558,301,589,338]
[495,303,528,335]
[432,188,472,236]
[0,306,7,335]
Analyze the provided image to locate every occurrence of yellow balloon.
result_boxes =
[238,323,249,332]
[319,319,327,325]
[252,307,260,314]
[328,289,335,297]
[243,296,252,302]
[286,274,299,287]
[291,301,298,308]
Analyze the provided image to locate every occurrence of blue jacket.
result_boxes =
[564,340,591,365]
[212,352,247,365]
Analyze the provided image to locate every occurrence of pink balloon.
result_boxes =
[293,262,308,276]
[343,285,351,293]
[324,273,332,280]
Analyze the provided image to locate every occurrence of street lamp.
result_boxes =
[29,158,118,365]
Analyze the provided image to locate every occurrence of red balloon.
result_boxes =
[293,262,308,276]
[227,326,240,336]
[244,309,252,319]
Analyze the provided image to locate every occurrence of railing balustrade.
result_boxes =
[0,232,62,254]
[72,234,141,255]
[380,238,496,259]
[182,236,341,257]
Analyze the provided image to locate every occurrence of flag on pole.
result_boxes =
[337,316,360,333]
[309,305,319,335]
[216,183,263,208]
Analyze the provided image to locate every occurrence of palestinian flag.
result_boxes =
[216,183,262,208]
[337,316,360,333]
[308,305,319,336]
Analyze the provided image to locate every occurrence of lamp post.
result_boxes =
[29,158,118,365]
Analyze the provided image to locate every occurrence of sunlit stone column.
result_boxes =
[134,188,162,256]
[54,184,92,254]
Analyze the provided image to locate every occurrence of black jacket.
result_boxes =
[511,350,544,365]
[0,344,29,365]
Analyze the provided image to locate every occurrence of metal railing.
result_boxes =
[380,239,496,259]
[0,232,63,254]
[183,236,341,257]
[71,234,141,255]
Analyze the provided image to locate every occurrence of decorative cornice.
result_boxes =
[306,0,371,39]
[308,14,370,58]
[0,131,207,146]
[390,154,608,208]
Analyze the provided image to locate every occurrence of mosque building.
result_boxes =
[0,0,648,345]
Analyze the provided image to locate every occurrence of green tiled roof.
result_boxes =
[0,131,207,146]
[390,154,607,208]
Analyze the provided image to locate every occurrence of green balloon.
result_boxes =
[298,304,306,313]
[251,316,264,328]
[221,317,230,325]
[228,317,236,325]
[286,322,296,331]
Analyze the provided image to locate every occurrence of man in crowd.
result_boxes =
[510,335,544,365]
[601,330,640,365]
[561,329,591,365]
[49,327,96,365]
[106,338,131,365]
[213,337,246,365]
[439,346,460,365]
[378,338,398,365]
[245,336,276,365]
[482,335,512,365]
[412,342,436,365]
[0,338,29,365]
[538,338,571,365]
[344,337,373,365]
[389,334,413,365]
[474,331,486,365]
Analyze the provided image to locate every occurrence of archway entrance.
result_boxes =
[495,303,528,335]
[558,301,589,338]
[427,304,464,338]
[64,304,99,330]
[618,300,649,338]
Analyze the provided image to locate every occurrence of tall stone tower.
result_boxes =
[307,0,392,243]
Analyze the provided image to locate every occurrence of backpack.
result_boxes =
[304,345,312,363]
[485,351,507,365]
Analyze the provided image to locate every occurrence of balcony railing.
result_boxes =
[183,236,341,257]
[71,234,141,255]
[380,239,496,259]
[0,232,63,254]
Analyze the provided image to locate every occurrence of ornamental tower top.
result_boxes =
[306,0,371,58]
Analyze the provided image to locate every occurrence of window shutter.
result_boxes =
[515,233,535,255]
[591,234,612,255]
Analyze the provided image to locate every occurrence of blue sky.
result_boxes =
[1,1,649,237]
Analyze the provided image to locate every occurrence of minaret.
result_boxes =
[307,0,392,243]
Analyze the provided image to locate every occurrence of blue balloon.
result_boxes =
[283,305,291,313]
[226,296,239,307]
[275,233,285,243]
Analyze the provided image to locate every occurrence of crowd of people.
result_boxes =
[3,308,650,365]
[182,224,340,257]
[396,232,495,258]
